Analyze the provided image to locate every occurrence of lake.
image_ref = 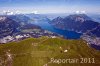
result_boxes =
[31,20,82,39]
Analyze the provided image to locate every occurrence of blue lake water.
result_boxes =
[31,21,82,39]
[30,20,100,50]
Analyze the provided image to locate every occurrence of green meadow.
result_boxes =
[0,37,100,66]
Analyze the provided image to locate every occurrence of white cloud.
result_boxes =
[81,11,86,13]
[32,11,38,14]
[76,11,80,14]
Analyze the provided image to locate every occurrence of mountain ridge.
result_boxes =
[0,37,100,66]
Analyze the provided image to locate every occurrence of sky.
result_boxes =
[0,0,100,14]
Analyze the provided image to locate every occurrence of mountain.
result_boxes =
[89,25,100,37]
[8,14,31,26]
[66,14,92,22]
[50,14,100,48]
[25,13,50,24]
[0,16,20,38]
[50,14,99,33]
[0,37,100,66]
[81,25,100,47]
[88,14,100,23]
[0,15,61,43]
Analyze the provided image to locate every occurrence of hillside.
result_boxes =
[0,15,60,43]
[0,37,100,66]
[50,14,99,33]
[50,14,100,48]
[0,16,20,38]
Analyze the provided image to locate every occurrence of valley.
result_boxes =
[0,13,100,66]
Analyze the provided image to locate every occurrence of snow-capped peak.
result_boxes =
[0,16,6,21]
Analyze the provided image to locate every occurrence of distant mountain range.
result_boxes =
[8,14,31,25]
[0,15,61,43]
[50,14,100,47]
[25,13,50,24]
[0,16,20,38]
[0,13,100,49]
[50,14,100,36]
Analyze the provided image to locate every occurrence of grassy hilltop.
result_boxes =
[0,37,100,66]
